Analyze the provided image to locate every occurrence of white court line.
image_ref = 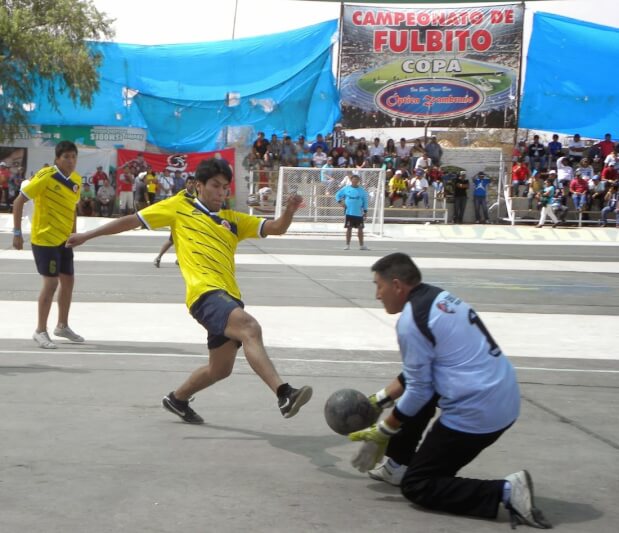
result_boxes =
[0,350,617,373]
[1,301,618,360]
[2,249,619,273]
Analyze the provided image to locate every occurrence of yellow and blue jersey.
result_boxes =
[21,166,81,246]
[137,193,265,308]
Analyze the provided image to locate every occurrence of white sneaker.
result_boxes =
[53,325,85,343]
[343,244,350,250]
[505,470,552,529]
[33,330,57,349]
[360,245,369,250]
[368,459,406,486]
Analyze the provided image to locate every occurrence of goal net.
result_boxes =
[274,166,386,235]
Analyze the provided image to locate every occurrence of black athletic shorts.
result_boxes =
[344,215,364,229]
[31,242,74,277]
[190,290,244,350]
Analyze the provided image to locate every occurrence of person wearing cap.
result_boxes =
[453,171,469,224]
[407,170,430,209]
[335,174,369,250]
[330,122,346,150]
[588,175,606,211]
[569,168,589,212]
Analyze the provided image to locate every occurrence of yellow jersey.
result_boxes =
[138,193,265,308]
[21,166,81,246]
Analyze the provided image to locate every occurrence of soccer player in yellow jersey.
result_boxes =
[12,141,85,349]
[67,158,312,423]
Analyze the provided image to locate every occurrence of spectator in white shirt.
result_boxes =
[369,138,385,167]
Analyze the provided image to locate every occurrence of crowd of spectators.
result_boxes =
[248,128,488,223]
[510,133,619,226]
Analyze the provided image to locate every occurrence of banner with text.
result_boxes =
[11,126,147,151]
[117,148,236,206]
[339,4,523,129]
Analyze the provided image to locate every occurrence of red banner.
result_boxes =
[117,147,236,205]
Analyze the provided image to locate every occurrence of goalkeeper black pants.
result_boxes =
[400,417,511,519]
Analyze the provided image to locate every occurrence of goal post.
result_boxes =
[274,166,385,236]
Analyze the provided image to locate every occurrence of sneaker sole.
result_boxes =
[283,386,313,419]
[162,397,204,424]
[33,338,57,349]
[53,330,85,343]
[368,470,402,486]
[55,336,84,343]
[510,470,552,529]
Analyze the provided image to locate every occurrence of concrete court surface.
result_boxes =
[0,228,618,533]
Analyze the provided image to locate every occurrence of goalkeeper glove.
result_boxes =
[368,388,394,416]
[349,420,399,473]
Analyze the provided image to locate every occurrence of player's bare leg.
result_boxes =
[224,307,312,418]
[174,340,238,400]
[154,239,173,267]
[32,276,59,348]
[345,227,352,249]
[56,273,74,328]
[54,273,84,342]
[224,307,282,393]
[36,276,58,333]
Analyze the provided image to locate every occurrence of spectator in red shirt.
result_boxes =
[116,165,134,215]
[511,159,530,197]
[596,133,615,160]
[91,166,108,192]
[569,170,589,211]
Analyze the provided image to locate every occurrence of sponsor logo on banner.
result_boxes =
[375,79,484,120]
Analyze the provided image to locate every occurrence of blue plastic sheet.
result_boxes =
[520,12,619,137]
[27,20,340,152]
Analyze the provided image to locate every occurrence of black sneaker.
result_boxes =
[278,385,313,418]
[162,392,204,424]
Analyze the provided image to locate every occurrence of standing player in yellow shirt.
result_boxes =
[67,158,312,423]
[12,141,85,349]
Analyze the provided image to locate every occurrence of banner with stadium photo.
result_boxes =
[339,3,523,129]
[117,148,237,207]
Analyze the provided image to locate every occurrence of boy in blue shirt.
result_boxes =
[473,172,492,223]
[335,174,369,250]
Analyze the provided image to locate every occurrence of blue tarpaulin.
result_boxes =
[27,20,340,152]
[520,12,619,137]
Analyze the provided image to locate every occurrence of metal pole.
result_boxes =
[512,0,526,148]
[232,0,239,40]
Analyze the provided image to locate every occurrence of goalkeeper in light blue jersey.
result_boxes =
[335,174,369,250]
[348,253,551,530]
